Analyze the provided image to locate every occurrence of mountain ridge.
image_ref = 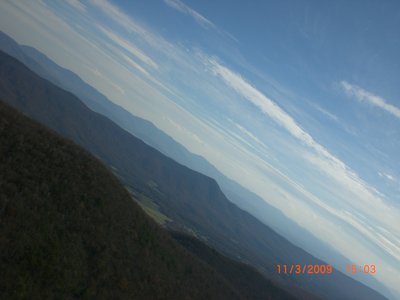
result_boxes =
[0,100,271,300]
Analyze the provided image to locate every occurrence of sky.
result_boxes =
[0,0,399,297]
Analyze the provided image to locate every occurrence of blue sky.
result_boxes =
[0,0,399,297]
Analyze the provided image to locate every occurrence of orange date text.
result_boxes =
[276,264,333,275]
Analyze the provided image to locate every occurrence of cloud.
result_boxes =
[117,51,150,76]
[90,0,190,66]
[341,81,400,119]
[108,80,125,94]
[65,0,86,12]
[314,104,339,122]
[163,0,238,42]
[90,0,146,35]
[164,0,215,29]
[98,25,158,69]
[208,58,400,236]
[209,58,333,157]
[379,172,396,182]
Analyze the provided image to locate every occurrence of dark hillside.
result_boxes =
[0,101,244,300]
[171,231,296,300]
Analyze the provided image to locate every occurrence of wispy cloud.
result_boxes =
[65,0,86,12]
[90,0,192,67]
[164,0,215,29]
[90,0,146,36]
[98,25,158,69]
[208,58,400,236]
[164,0,238,42]
[208,58,332,157]
[314,104,339,122]
[341,81,400,119]
[379,172,396,182]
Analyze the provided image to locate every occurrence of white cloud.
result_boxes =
[379,172,396,182]
[164,0,215,29]
[209,58,336,158]
[208,57,400,238]
[234,123,270,152]
[90,0,144,35]
[98,25,158,69]
[108,80,125,94]
[163,0,238,42]
[65,0,86,12]
[341,81,400,119]
[117,51,150,76]
[90,0,196,70]
[314,104,339,122]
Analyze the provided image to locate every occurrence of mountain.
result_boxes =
[0,31,323,249]
[0,101,247,300]
[0,49,389,300]
[1,32,384,297]
[0,31,111,116]
[171,231,299,300]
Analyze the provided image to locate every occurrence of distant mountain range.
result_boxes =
[0,100,296,300]
[0,37,390,300]
[0,31,336,257]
